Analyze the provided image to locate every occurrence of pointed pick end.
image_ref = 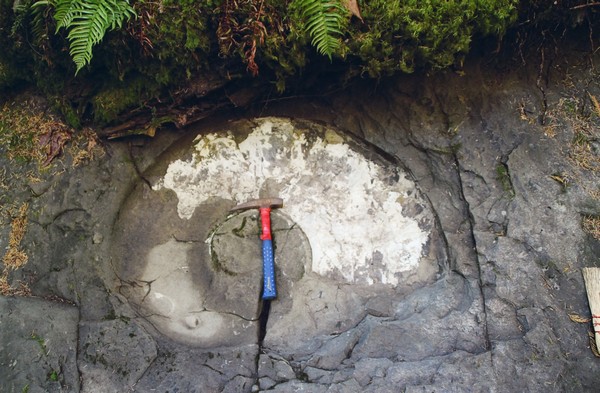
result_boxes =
[230,197,284,212]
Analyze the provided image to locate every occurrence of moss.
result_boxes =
[48,97,81,129]
[344,0,518,76]
[48,370,59,382]
[496,163,515,198]
[124,0,216,83]
[211,247,237,276]
[0,103,45,163]
[30,332,48,356]
[92,76,160,125]
[232,216,248,237]
[0,0,576,128]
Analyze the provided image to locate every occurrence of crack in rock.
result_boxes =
[453,152,492,352]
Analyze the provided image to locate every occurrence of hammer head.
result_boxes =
[230,197,283,212]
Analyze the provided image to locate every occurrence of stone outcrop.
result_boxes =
[1,52,599,392]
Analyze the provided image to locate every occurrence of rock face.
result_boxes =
[153,118,438,286]
[113,117,442,355]
[2,51,600,392]
[0,297,79,393]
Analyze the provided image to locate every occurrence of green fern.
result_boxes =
[52,0,80,31]
[33,0,136,74]
[295,0,346,60]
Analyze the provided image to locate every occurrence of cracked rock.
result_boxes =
[4,51,600,392]
[78,319,157,393]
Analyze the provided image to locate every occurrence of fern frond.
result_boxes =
[30,1,53,46]
[53,0,81,32]
[295,0,346,60]
[34,0,136,74]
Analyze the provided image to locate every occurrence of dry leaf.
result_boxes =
[588,92,600,118]
[549,174,568,185]
[569,313,591,323]
[343,0,363,21]
[39,126,72,166]
[589,331,600,357]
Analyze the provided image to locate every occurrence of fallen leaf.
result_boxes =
[588,332,600,357]
[343,0,362,21]
[569,313,590,323]
[550,175,565,183]
[589,92,600,118]
[39,125,72,166]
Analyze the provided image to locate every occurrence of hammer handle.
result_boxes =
[259,207,276,299]
[259,207,272,240]
[261,239,277,299]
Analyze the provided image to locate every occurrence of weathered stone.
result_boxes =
[4,49,600,392]
[273,359,296,380]
[325,378,362,392]
[27,179,52,197]
[92,232,104,244]
[330,367,355,384]
[385,357,444,387]
[364,295,394,317]
[257,354,276,379]
[304,366,333,384]
[152,118,440,287]
[259,376,276,390]
[206,209,311,317]
[264,276,366,356]
[258,354,300,383]
[129,344,258,393]
[352,357,393,387]
[0,297,79,393]
[305,330,362,370]
[78,320,157,393]
[222,375,255,393]
[111,117,443,362]
[112,192,260,346]
[268,380,328,393]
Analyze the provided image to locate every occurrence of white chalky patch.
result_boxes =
[153,118,430,285]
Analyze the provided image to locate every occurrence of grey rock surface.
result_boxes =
[0,297,79,393]
[1,49,600,392]
[79,320,157,392]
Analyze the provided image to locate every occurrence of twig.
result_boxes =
[571,3,600,10]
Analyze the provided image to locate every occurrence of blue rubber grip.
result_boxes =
[261,239,277,299]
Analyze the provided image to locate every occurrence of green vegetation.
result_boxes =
[48,370,59,382]
[346,0,518,75]
[496,163,515,198]
[0,99,73,165]
[0,1,595,128]
[297,0,346,59]
[31,332,49,355]
[32,0,136,73]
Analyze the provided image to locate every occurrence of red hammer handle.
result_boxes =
[259,207,272,240]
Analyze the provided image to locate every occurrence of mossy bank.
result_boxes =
[0,0,598,134]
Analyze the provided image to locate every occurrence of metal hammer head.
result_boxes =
[230,197,283,212]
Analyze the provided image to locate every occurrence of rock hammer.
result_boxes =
[230,197,283,300]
